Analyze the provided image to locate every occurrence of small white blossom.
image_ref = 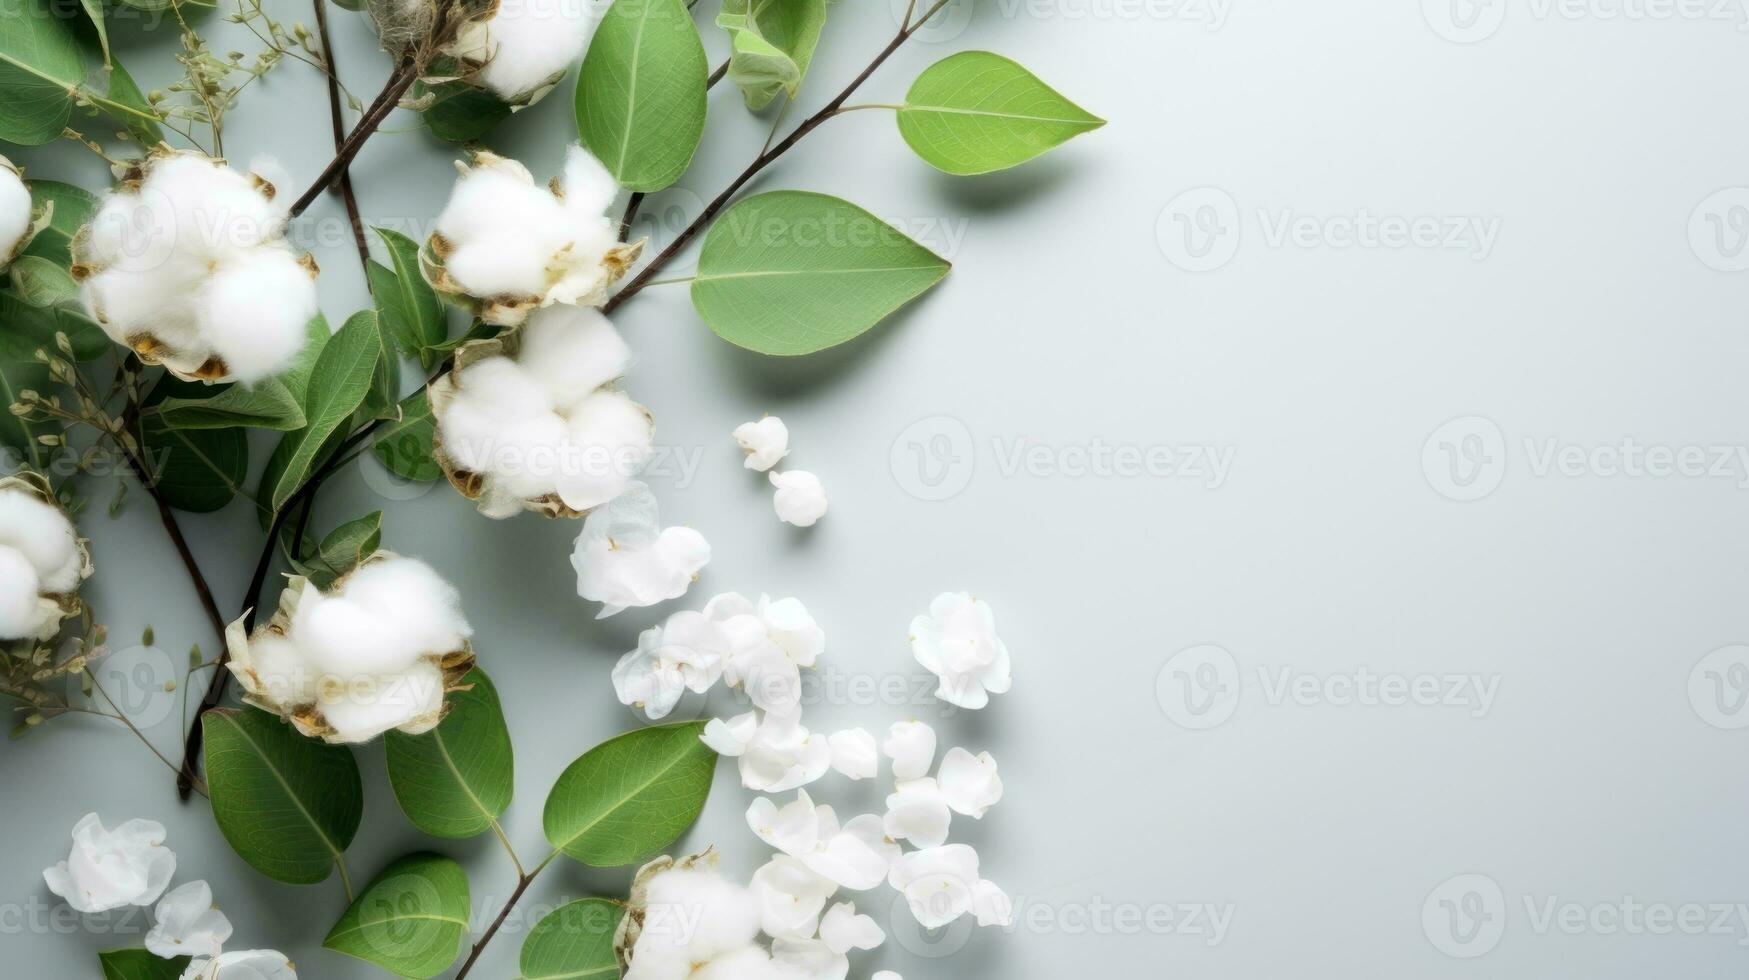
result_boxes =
[758,595,824,667]
[428,146,637,324]
[737,712,831,793]
[613,610,728,720]
[826,729,877,781]
[0,479,91,641]
[733,416,790,471]
[179,950,296,980]
[146,880,231,959]
[226,554,474,743]
[909,592,1012,709]
[432,305,652,518]
[42,814,176,914]
[887,844,1007,930]
[882,778,950,849]
[881,721,936,782]
[448,0,607,103]
[745,791,897,890]
[707,592,825,715]
[938,747,1003,818]
[572,482,709,617]
[700,710,758,756]
[751,855,837,940]
[818,902,884,954]
[76,150,317,383]
[770,471,828,527]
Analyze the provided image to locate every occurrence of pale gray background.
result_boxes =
[6,0,1749,976]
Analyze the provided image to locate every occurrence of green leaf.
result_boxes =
[360,312,402,422]
[0,289,110,361]
[98,949,190,980]
[543,720,714,867]
[0,356,52,470]
[282,314,333,401]
[141,418,249,513]
[386,667,512,839]
[897,51,1105,176]
[153,378,307,431]
[22,179,97,267]
[203,707,363,885]
[717,0,825,111]
[6,255,78,307]
[307,511,382,588]
[576,0,708,193]
[520,899,621,980]
[78,0,108,65]
[371,389,442,483]
[419,79,512,143]
[370,228,445,369]
[691,191,951,355]
[88,49,163,146]
[258,310,383,516]
[324,853,471,979]
[0,0,89,144]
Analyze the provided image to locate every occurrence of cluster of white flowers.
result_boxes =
[427,146,639,325]
[431,304,654,518]
[225,554,474,744]
[908,592,1012,710]
[446,0,607,103]
[74,150,318,384]
[732,415,828,527]
[0,476,91,641]
[43,815,294,978]
[613,591,823,723]
[0,155,40,269]
[571,481,709,617]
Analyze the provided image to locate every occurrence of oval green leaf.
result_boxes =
[576,0,708,193]
[371,389,442,483]
[386,667,513,839]
[717,0,826,110]
[692,191,950,355]
[897,51,1104,176]
[99,949,190,980]
[543,720,713,867]
[0,0,88,144]
[23,179,98,267]
[520,899,621,980]
[324,853,471,979]
[370,227,446,369]
[142,419,249,513]
[258,308,383,515]
[152,378,306,431]
[203,707,364,885]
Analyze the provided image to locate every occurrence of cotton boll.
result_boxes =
[770,470,828,527]
[689,946,779,980]
[238,631,318,709]
[0,161,31,262]
[435,161,552,247]
[0,488,81,592]
[474,0,604,101]
[319,659,446,742]
[517,305,632,404]
[196,249,318,383]
[443,235,556,298]
[641,867,761,959]
[84,266,204,351]
[339,556,473,658]
[291,587,429,678]
[560,142,620,219]
[0,546,41,638]
[555,390,653,511]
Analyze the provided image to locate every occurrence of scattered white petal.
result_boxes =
[733,416,790,471]
[179,949,296,980]
[739,713,831,793]
[883,777,951,849]
[701,711,757,756]
[759,595,824,667]
[613,611,726,720]
[752,856,838,941]
[888,845,982,930]
[572,482,710,618]
[770,937,848,980]
[146,880,231,959]
[882,720,936,782]
[42,814,176,914]
[826,728,877,780]
[770,471,828,527]
[937,747,1003,818]
[818,901,885,954]
[909,592,1012,709]
[972,878,1014,927]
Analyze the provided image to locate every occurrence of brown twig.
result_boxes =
[310,0,372,273]
[286,60,420,220]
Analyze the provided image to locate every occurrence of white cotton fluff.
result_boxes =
[434,305,653,517]
[0,547,40,638]
[77,152,317,383]
[0,160,32,263]
[0,487,83,640]
[473,0,606,101]
[227,555,473,744]
[625,866,763,980]
[430,147,629,323]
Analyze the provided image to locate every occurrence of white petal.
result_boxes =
[973,878,1014,927]
[750,856,837,941]
[802,815,895,891]
[701,711,757,756]
[883,777,952,849]
[908,592,1010,710]
[180,949,296,980]
[746,790,821,857]
[572,482,709,618]
[882,721,936,782]
[758,595,824,667]
[733,416,790,471]
[769,937,848,980]
[146,880,232,959]
[937,747,1003,818]
[43,813,177,914]
[888,845,981,930]
[769,470,828,527]
[817,901,885,954]
[826,728,877,780]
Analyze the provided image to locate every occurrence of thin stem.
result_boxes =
[286,61,419,220]
[602,0,956,315]
[82,669,208,797]
[336,856,355,902]
[708,57,729,89]
[619,192,646,243]
[834,103,905,113]
[490,820,525,878]
[453,870,539,979]
[310,0,373,274]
